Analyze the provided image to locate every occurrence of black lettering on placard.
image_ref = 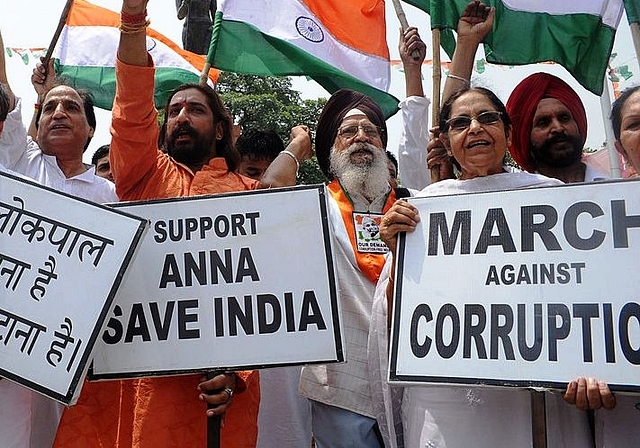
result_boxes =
[299,290,327,331]
[214,290,326,336]
[619,303,640,365]
[474,208,516,254]
[463,304,487,359]
[435,304,460,359]
[517,304,543,361]
[125,303,152,343]
[573,304,599,362]
[103,305,124,344]
[548,304,571,361]
[284,292,296,332]
[229,296,253,336]
[603,303,616,363]
[428,211,471,255]
[611,199,640,248]
[103,300,200,344]
[159,248,260,288]
[485,262,586,285]
[150,301,175,341]
[410,304,432,358]
[406,302,640,365]
[563,202,606,250]
[490,304,515,360]
[153,212,261,243]
[258,294,282,334]
[177,299,199,339]
[520,205,562,252]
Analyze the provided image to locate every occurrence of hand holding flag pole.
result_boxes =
[41,0,75,76]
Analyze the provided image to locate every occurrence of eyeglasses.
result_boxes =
[445,111,503,131]
[337,124,384,140]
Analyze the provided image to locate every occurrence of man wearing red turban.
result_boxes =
[506,72,608,183]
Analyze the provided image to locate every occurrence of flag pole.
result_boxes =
[630,22,640,70]
[200,10,223,86]
[391,0,440,182]
[42,0,74,70]
[600,75,622,178]
[431,29,442,183]
[391,0,421,60]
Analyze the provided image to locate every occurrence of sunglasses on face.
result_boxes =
[446,111,503,131]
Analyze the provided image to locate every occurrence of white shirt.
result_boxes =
[0,98,117,204]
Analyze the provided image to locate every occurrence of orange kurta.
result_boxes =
[54,59,260,447]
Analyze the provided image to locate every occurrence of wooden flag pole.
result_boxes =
[531,391,547,448]
[630,22,640,71]
[42,0,75,70]
[391,0,421,60]
[206,370,224,448]
[430,28,442,183]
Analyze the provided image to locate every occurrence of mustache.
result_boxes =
[347,142,379,155]
[169,123,198,143]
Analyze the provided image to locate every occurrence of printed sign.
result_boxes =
[0,171,147,404]
[390,180,640,392]
[92,185,342,379]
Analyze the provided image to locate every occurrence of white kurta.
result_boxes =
[0,98,117,203]
[369,172,600,448]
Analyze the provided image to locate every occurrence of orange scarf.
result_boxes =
[327,180,397,283]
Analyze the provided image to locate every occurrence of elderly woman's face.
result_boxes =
[442,91,511,180]
[615,89,640,174]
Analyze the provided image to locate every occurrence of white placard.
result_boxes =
[390,179,640,392]
[91,185,342,379]
[0,172,147,404]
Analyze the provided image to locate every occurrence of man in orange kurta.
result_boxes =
[53,1,312,446]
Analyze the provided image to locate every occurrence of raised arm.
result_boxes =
[0,30,16,111]
[118,0,152,67]
[258,124,312,188]
[442,1,494,101]
[400,27,426,98]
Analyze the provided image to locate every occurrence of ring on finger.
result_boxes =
[222,387,234,402]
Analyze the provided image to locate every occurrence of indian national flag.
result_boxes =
[53,0,218,110]
[624,0,639,24]
[404,0,625,95]
[207,0,399,117]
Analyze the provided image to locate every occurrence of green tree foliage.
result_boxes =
[217,72,328,185]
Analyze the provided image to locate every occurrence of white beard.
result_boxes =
[330,142,390,202]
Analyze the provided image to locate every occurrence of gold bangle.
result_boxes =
[119,19,150,34]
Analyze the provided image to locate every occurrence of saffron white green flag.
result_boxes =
[207,0,399,117]
[53,0,218,110]
[404,0,625,95]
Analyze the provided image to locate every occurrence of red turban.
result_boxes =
[505,73,587,172]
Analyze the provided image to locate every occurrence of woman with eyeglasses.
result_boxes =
[367,86,603,447]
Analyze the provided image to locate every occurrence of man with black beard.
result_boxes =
[506,72,609,183]
[299,89,401,448]
[51,3,312,447]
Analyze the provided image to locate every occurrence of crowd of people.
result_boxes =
[0,0,638,447]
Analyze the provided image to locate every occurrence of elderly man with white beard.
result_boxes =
[299,89,403,448]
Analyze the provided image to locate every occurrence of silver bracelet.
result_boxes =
[447,73,470,85]
[280,149,300,175]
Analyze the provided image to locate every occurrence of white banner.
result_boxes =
[390,179,640,392]
[92,185,342,378]
[0,172,147,404]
